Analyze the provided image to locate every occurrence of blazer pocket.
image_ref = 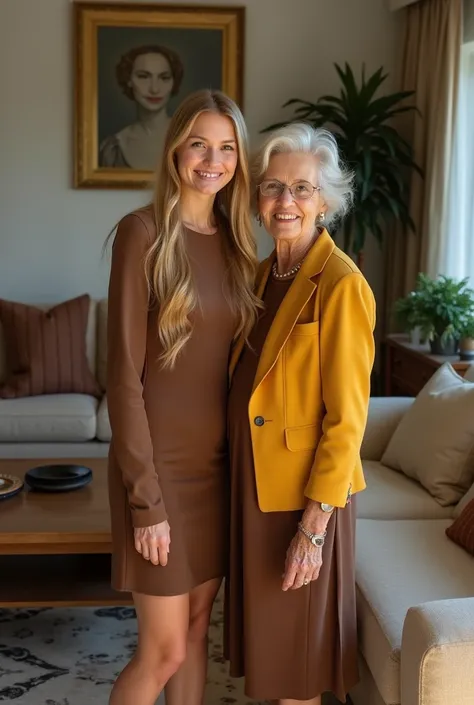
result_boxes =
[291,321,320,336]
[285,424,318,452]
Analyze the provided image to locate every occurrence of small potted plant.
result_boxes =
[459,318,474,361]
[394,291,423,345]
[395,274,474,356]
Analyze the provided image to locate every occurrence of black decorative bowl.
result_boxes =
[25,464,92,492]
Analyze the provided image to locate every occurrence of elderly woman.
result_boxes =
[226,124,376,704]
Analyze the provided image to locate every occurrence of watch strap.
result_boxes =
[297,521,326,546]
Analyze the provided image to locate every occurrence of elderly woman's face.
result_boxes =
[259,152,326,244]
[128,53,174,112]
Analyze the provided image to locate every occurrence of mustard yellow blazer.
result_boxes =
[229,229,376,512]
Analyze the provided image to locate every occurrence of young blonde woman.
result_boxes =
[106,89,259,705]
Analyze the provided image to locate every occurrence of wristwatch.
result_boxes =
[298,522,327,547]
[320,502,334,513]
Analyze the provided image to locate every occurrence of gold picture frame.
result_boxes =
[74,3,245,189]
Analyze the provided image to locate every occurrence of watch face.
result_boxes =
[312,537,324,547]
[321,503,334,513]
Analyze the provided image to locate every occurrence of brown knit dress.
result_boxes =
[225,274,359,702]
[107,210,235,596]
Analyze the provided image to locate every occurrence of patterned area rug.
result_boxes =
[0,592,343,705]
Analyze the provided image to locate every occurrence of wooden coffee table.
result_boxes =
[0,458,132,607]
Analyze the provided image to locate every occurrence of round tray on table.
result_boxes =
[0,474,24,500]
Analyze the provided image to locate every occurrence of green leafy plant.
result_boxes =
[459,317,474,340]
[395,274,474,349]
[394,291,421,333]
[263,63,421,260]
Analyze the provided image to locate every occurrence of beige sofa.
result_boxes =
[352,395,474,705]
[0,299,111,458]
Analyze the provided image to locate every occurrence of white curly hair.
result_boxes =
[252,123,354,228]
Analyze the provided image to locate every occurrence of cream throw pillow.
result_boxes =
[453,481,474,518]
[463,364,474,383]
[382,363,474,506]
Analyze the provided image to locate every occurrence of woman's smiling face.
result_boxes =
[259,152,326,245]
[176,112,239,196]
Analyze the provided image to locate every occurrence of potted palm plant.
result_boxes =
[395,274,474,356]
[263,63,421,267]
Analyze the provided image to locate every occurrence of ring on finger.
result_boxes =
[304,579,310,585]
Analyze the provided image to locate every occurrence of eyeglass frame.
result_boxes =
[258,179,322,201]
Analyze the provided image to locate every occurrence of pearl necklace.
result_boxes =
[272,260,303,279]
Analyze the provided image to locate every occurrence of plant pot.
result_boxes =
[409,326,422,346]
[429,337,458,356]
[459,337,474,361]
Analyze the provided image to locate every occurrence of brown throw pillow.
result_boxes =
[446,498,474,556]
[0,295,101,398]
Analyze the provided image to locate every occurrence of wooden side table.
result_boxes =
[384,334,473,397]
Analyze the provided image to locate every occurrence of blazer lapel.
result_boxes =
[252,229,335,395]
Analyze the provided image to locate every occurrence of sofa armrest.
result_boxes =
[401,598,474,705]
[360,396,414,461]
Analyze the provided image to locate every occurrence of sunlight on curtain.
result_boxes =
[444,42,474,280]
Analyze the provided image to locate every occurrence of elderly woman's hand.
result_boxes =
[282,500,333,591]
[282,531,323,591]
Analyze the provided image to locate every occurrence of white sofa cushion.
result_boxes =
[359,461,454,520]
[382,363,474,506]
[97,394,111,442]
[356,518,474,705]
[361,397,415,461]
[0,394,98,442]
[453,480,474,518]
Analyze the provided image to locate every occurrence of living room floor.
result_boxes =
[0,588,345,705]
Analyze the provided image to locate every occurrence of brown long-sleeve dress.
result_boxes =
[107,210,235,596]
[225,274,359,702]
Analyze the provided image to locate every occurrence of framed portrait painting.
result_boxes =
[74,3,245,189]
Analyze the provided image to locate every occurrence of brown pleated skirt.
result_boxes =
[225,275,359,702]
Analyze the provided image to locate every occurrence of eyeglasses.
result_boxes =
[259,179,321,201]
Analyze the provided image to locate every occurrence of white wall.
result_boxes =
[0,0,401,304]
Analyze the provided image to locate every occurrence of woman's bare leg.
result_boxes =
[109,591,189,705]
[165,577,222,705]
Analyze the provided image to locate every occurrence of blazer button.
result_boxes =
[254,416,265,427]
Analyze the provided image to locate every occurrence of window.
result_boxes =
[444,42,474,280]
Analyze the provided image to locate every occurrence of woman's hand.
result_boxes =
[282,530,323,591]
[282,500,333,591]
[134,520,171,566]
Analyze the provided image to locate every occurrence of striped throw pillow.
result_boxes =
[0,295,101,398]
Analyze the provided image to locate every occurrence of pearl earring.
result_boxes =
[256,214,263,226]
[319,212,325,222]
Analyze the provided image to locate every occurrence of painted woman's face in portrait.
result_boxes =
[128,53,174,112]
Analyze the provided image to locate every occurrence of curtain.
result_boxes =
[442,42,474,280]
[384,0,462,332]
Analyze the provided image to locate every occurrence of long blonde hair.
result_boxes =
[144,89,260,369]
